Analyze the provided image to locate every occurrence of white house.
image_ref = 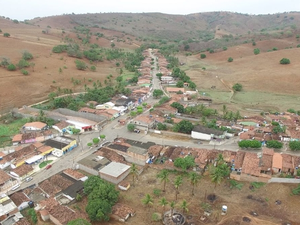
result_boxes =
[191,125,226,141]
[161,76,173,83]
[23,122,47,131]
[96,102,115,109]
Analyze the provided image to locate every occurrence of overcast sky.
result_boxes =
[1,0,300,21]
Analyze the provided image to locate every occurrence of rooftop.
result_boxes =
[242,152,261,177]
[11,164,33,177]
[63,169,86,180]
[127,146,148,155]
[9,192,30,206]
[272,153,283,169]
[23,122,47,129]
[100,162,130,178]
[77,154,110,171]
[193,125,225,136]
[94,147,126,163]
[0,170,10,185]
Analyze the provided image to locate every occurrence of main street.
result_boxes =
[15,49,240,192]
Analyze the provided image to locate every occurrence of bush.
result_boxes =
[280,58,290,64]
[200,54,206,59]
[297,44,300,48]
[17,59,30,69]
[289,141,300,151]
[7,64,16,71]
[90,65,96,71]
[253,48,260,55]
[209,49,214,53]
[228,57,233,62]
[223,46,227,51]
[174,156,195,170]
[252,41,256,46]
[232,83,242,91]
[266,140,283,149]
[3,33,10,37]
[52,45,68,53]
[22,51,33,60]
[238,140,262,149]
[21,69,29,75]
[75,60,87,70]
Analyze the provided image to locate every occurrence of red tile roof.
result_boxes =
[242,152,261,176]
[11,164,33,177]
[0,170,10,185]
[272,153,283,169]
[10,192,30,206]
[23,122,47,129]
[63,169,86,180]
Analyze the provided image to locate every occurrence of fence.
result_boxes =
[55,108,107,123]
[268,178,300,184]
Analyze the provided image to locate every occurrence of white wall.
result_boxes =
[191,131,211,141]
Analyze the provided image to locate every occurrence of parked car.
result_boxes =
[25,177,33,182]
[45,164,52,170]
[134,129,140,133]
[11,184,20,191]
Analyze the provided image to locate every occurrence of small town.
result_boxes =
[0,47,300,225]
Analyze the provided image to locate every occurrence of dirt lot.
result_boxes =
[71,167,300,225]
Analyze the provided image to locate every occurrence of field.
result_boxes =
[71,167,300,225]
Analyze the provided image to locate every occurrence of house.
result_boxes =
[111,203,135,222]
[12,134,23,146]
[22,122,47,131]
[282,154,294,174]
[272,153,283,173]
[241,152,261,177]
[115,97,135,109]
[10,192,30,211]
[191,125,226,141]
[63,169,87,181]
[259,148,274,174]
[0,194,18,222]
[0,170,11,189]
[96,102,115,109]
[10,164,34,181]
[130,114,155,131]
[166,87,185,93]
[99,162,130,184]
[2,215,30,225]
[52,121,74,134]
[161,76,173,84]
[77,154,110,176]
[43,137,77,154]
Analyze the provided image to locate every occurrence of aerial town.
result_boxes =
[1,6,300,225]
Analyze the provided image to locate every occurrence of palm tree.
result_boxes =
[159,197,168,214]
[170,201,176,217]
[157,169,169,192]
[222,104,227,117]
[130,163,138,186]
[189,172,201,196]
[174,176,183,201]
[210,164,230,190]
[180,200,188,213]
[142,194,153,209]
[216,153,224,166]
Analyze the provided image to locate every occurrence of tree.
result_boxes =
[210,163,230,189]
[170,102,184,113]
[75,59,87,70]
[232,83,242,92]
[266,140,283,149]
[3,33,10,37]
[272,126,284,134]
[176,81,184,88]
[253,48,260,55]
[99,134,106,140]
[130,163,138,186]
[1,57,10,68]
[289,141,300,151]
[7,64,16,71]
[127,123,135,132]
[156,73,163,80]
[223,46,228,51]
[111,42,115,48]
[180,200,188,213]
[189,172,201,195]
[28,208,37,224]
[174,156,195,170]
[184,44,190,51]
[238,140,262,149]
[67,219,91,225]
[157,169,169,192]
[174,176,183,201]
[21,69,29,75]
[200,54,206,59]
[228,57,233,62]
[86,199,112,221]
[153,89,164,98]
[280,58,290,64]
[22,51,33,60]
[159,197,168,214]
[93,138,100,145]
[142,194,153,208]
[173,120,194,134]
[17,59,30,69]
[170,201,176,217]
[90,65,96,71]
[157,123,167,130]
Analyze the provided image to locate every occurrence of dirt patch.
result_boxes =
[207,193,217,202]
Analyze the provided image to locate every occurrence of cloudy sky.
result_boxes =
[1,0,300,21]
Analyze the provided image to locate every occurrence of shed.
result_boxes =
[99,162,130,184]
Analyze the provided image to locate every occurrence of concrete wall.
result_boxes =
[268,178,300,184]
[100,169,130,184]
[55,108,107,123]
[127,151,147,161]
[191,131,211,141]
[77,164,98,176]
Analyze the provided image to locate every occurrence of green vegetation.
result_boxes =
[174,156,195,170]
[39,160,53,168]
[253,48,260,55]
[17,59,30,69]
[292,184,300,195]
[22,51,33,60]
[84,176,119,222]
[90,65,96,71]
[3,33,10,37]
[200,53,206,59]
[289,141,300,151]
[266,140,283,149]
[232,83,242,91]
[75,60,87,70]
[170,102,184,113]
[228,57,233,62]
[67,219,91,225]
[21,69,29,75]
[28,208,37,224]
[153,89,164,98]
[127,123,135,132]
[210,156,230,189]
[238,140,262,149]
[173,120,194,134]
[250,182,265,190]
[229,180,244,190]
[7,63,16,71]
[157,169,169,192]
[280,58,290,64]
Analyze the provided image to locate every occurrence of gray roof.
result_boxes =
[77,154,110,171]
[192,125,224,136]
[99,162,130,178]
[125,139,156,149]
[127,146,148,155]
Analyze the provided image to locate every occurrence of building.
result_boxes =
[166,87,185,93]
[272,153,283,173]
[111,203,135,222]
[77,154,110,176]
[10,192,30,211]
[43,137,77,155]
[129,114,156,131]
[0,195,18,223]
[191,125,226,141]
[10,164,34,181]
[99,162,130,184]
[161,76,173,84]
[22,122,47,131]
